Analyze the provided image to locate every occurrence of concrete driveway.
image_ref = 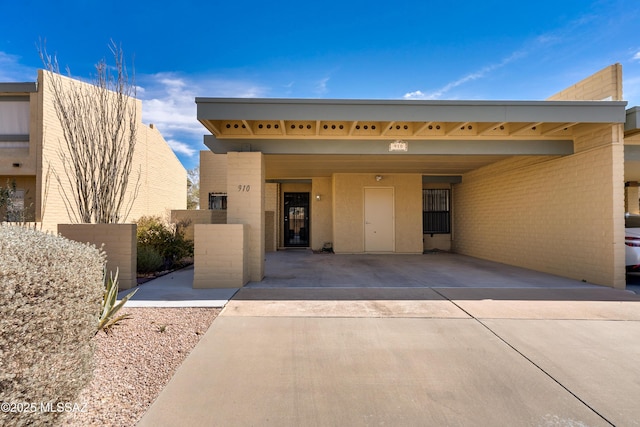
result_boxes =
[138,252,640,426]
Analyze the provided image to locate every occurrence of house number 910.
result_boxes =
[237,185,251,192]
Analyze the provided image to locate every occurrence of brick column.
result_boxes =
[226,152,265,281]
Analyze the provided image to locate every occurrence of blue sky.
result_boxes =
[1,0,639,170]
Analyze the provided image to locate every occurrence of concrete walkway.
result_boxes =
[118,265,237,307]
[138,252,640,426]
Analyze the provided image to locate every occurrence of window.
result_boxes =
[423,189,450,234]
[209,192,227,210]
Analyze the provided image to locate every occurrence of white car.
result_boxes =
[626,215,640,271]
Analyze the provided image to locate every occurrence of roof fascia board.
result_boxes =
[204,135,573,156]
[626,107,639,134]
[0,83,37,94]
[197,98,627,124]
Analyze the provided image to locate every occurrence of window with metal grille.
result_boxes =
[209,192,227,210]
[423,189,450,234]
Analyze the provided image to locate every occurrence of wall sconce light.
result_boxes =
[375,175,382,182]
[316,194,321,201]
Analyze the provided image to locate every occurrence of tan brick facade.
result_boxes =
[0,70,186,232]
[226,152,265,281]
[454,65,626,288]
[193,224,249,288]
[58,223,137,290]
[193,63,629,289]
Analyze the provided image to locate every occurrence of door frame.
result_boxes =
[283,192,310,247]
[363,186,395,253]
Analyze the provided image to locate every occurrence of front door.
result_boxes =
[364,187,394,252]
[284,192,310,247]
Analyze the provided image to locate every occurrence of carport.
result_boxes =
[194,64,628,289]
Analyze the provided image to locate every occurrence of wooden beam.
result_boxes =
[380,121,395,136]
[242,120,253,135]
[478,122,507,136]
[542,122,578,135]
[413,122,432,135]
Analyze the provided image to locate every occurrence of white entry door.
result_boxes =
[364,187,394,252]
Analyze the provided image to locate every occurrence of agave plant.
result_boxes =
[97,268,138,334]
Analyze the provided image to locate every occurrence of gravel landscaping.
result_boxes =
[61,307,220,427]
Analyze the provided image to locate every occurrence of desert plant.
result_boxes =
[0,224,105,427]
[136,215,193,271]
[137,245,164,274]
[39,41,141,224]
[98,268,138,334]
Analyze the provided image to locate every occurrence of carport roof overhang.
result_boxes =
[196,98,627,178]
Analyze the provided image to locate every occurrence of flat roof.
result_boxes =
[0,82,37,94]
[197,97,627,125]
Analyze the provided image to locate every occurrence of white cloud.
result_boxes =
[315,77,330,95]
[0,51,36,81]
[633,50,640,61]
[166,139,197,157]
[624,74,640,107]
[137,73,269,158]
[404,49,527,100]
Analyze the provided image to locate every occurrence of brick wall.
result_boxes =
[38,70,185,232]
[58,223,137,290]
[548,64,622,101]
[226,152,264,281]
[453,139,624,287]
[193,224,248,288]
[200,151,227,202]
[454,65,625,288]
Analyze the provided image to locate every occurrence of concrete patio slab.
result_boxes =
[137,253,640,425]
[250,250,600,289]
[438,287,640,320]
[223,287,468,318]
[138,316,612,427]
[483,319,640,426]
[118,265,238,308]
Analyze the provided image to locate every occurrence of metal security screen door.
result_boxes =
[284,192,310,247]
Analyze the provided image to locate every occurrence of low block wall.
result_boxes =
[193,224,249,288]
[58,223,137,290]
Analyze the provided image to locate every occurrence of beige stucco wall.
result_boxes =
[454,64,625,288]
[37,70,185,231]
[332,173,422,254]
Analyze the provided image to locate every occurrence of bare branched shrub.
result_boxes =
[0,225,105,427]
[39,41,140,224]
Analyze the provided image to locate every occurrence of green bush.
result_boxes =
[0,225,105,427]
[135,216,193,272]
[137,245,164,274]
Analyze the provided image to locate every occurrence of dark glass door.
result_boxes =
[284,192,309,247]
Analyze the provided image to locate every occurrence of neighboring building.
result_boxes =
[0,70,186,231]
[195,64,640,289]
